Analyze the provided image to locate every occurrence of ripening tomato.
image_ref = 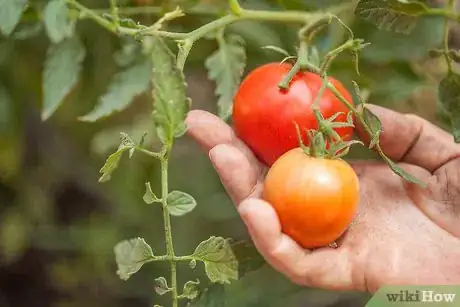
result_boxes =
[232,62,354,166]
[262,148,359,249]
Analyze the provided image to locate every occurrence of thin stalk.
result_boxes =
[93,5,220,16]
[160,153,178,307]
[136,147,162,159]
[67,0,116,32]
[109,0,119,29]
[69,0,352,42]
[443,0,456,72]
[425,7,460,22]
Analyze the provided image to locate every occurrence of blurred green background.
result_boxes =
[0,0,454,306]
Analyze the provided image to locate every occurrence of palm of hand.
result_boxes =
[186,105,460,293]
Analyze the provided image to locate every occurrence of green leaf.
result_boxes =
[261,45,290,57]
[230,240,265,279]
[181,279,200,300]
[355,0,428,34]
[114,38,143,68]
[143,182,160,204]
[0,0,29,36]
[79,58,152,122]
[357,16,443,63]
[12,21,43,40]
[114,237,154,281]
[192,236,238,284]
[437,72,460,143]
[145,36,191,145]
[154,277,171,295]
[382,154,427,187]
[166,191,197,216]
[43,0,75,44]
[361,105,382,149]
[99,133,135,182]
[205,34,246,120]
[42,36,86,120]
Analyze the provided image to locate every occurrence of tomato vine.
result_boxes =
[5,0,460,305]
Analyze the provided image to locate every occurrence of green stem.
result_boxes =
[136,147,162,159]
[229,0,243,15]
[425,7,460,22]
[67,0,117,32]
[69,0,352,43]
[279,61,301,89]
[92,5,221,16]
[109,0,119,29]
[443,0,455,72]
[160,153,178,307]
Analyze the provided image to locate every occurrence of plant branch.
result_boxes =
[109,0,119,29]
[443,0,456,71]
[67,0,117,32]
[136,147,162,159]
[160,152,178,307]
[92,5,221,16]
[68,0,352,44]
[425,7,460,22]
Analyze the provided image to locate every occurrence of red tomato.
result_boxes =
[232,62,354,166]
[263,148,360,248]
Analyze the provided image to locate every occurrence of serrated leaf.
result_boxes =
[205,34,246,120]
[437,72,460,143]
[114,39,143,68]
[145,36,191,145]
[114,237,154,281]
[0,0,29,36]
[382,154,427,187]
[192,236,238,284]
[182,279,200,300]
[42,36,86,120]
[79,58,152,122]
[355,0,428,34]
[143,182,160,204]
[166,191,197,216]
[361,106,382,148]
[154,277,171,295]
[43,0,76,44]
[99,133,135,182]
[12,21,42,40]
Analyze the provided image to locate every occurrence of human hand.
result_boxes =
[185,104,460,293]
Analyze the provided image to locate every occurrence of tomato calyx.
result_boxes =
[295,108,363,160]
[296,125,362,160]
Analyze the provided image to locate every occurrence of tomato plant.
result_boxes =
[5,0,460,305]
[233,62,354,166]
[263,147,359,249]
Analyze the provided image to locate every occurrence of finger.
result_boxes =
[355,104,460,172]
[185,110,261,168]
[238,198,355,290]
[185,110,235,152]
[209,144,261,205]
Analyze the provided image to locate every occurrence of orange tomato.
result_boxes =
[263,148,360,249]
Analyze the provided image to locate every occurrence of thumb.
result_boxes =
[354,104,460,172]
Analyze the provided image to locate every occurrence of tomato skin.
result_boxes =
[232,62,354,166]
[262,148,359,249]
